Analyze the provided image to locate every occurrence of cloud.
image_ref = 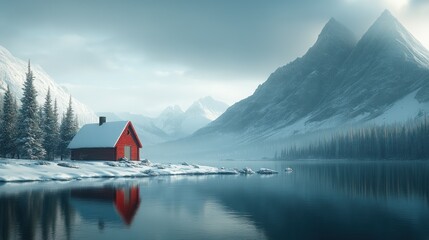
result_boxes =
[409,0,429,5]
[0,0,428,115]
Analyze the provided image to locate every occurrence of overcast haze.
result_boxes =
[0,0,428,116]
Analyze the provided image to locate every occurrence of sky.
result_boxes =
[0,0,428,116]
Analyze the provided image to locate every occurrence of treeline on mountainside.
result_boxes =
[0,62,78,160]
[277,118,429,160]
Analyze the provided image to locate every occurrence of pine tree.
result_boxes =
[0,86,19,158]
[34,106,46,158]
[42,89,59,160]
[59,97,78,160]
[17,61,46,160]
[0,91,3,156]
[0,91,3,113]
[53,100,60,157]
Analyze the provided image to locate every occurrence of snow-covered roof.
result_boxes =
[68,121,130,149]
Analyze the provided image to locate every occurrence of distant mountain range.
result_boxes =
[146,10,429,159]
[100,96,229,145]
[0,45,97,124]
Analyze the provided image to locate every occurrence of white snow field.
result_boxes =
[0,159,278,182]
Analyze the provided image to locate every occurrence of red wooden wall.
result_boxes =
[71,148,116,160]
[115,123,141,160]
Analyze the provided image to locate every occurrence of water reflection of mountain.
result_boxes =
[194,161,429,240]
[0,185,140,240]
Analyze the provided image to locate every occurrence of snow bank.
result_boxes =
[0,159,278,182]
[256,168,279,174]
[238,167,255,175]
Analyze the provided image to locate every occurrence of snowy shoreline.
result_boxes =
[0,159,279,182]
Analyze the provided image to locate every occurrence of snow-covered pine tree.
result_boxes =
[0,86,19,158]
[42,89,59,160]
[59,97,78,160]
[17,61,46,160]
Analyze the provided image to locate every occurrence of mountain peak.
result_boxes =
[298,17,356,65]
[195,96,227,107]
[186,96,229,121]
[308,18,356,55]
[197,96,215,104]
[357,10,429,67]
[380,9,394,19]
[369,9,400,32]
[161,105,184,115]
[317,18,355,41]
[323,18,341,31]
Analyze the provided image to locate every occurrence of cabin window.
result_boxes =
[127,130,131,135]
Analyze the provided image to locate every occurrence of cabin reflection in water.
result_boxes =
[71,186,141,227]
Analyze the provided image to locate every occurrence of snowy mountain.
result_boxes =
[154,105,186,137]
[100,96,229,145]
[144,10,429,159]
[0,45,97,124]
[311,10,429,123]
[156,96,229,138]
[194,10,429,140]
[185,96,230,121]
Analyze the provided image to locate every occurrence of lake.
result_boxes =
[1,160,429,240]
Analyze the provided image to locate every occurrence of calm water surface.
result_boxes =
[1,160,429,240]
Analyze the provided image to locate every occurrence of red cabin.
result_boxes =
[68,117,142,161]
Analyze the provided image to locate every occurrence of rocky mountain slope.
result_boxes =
[195,10,429,140]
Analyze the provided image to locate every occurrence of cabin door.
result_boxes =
[124,146,131,160]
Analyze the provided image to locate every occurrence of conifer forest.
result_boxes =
[0,62,78,160]
[278,118,429,160]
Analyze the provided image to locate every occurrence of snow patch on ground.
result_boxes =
[0,159,279,182]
